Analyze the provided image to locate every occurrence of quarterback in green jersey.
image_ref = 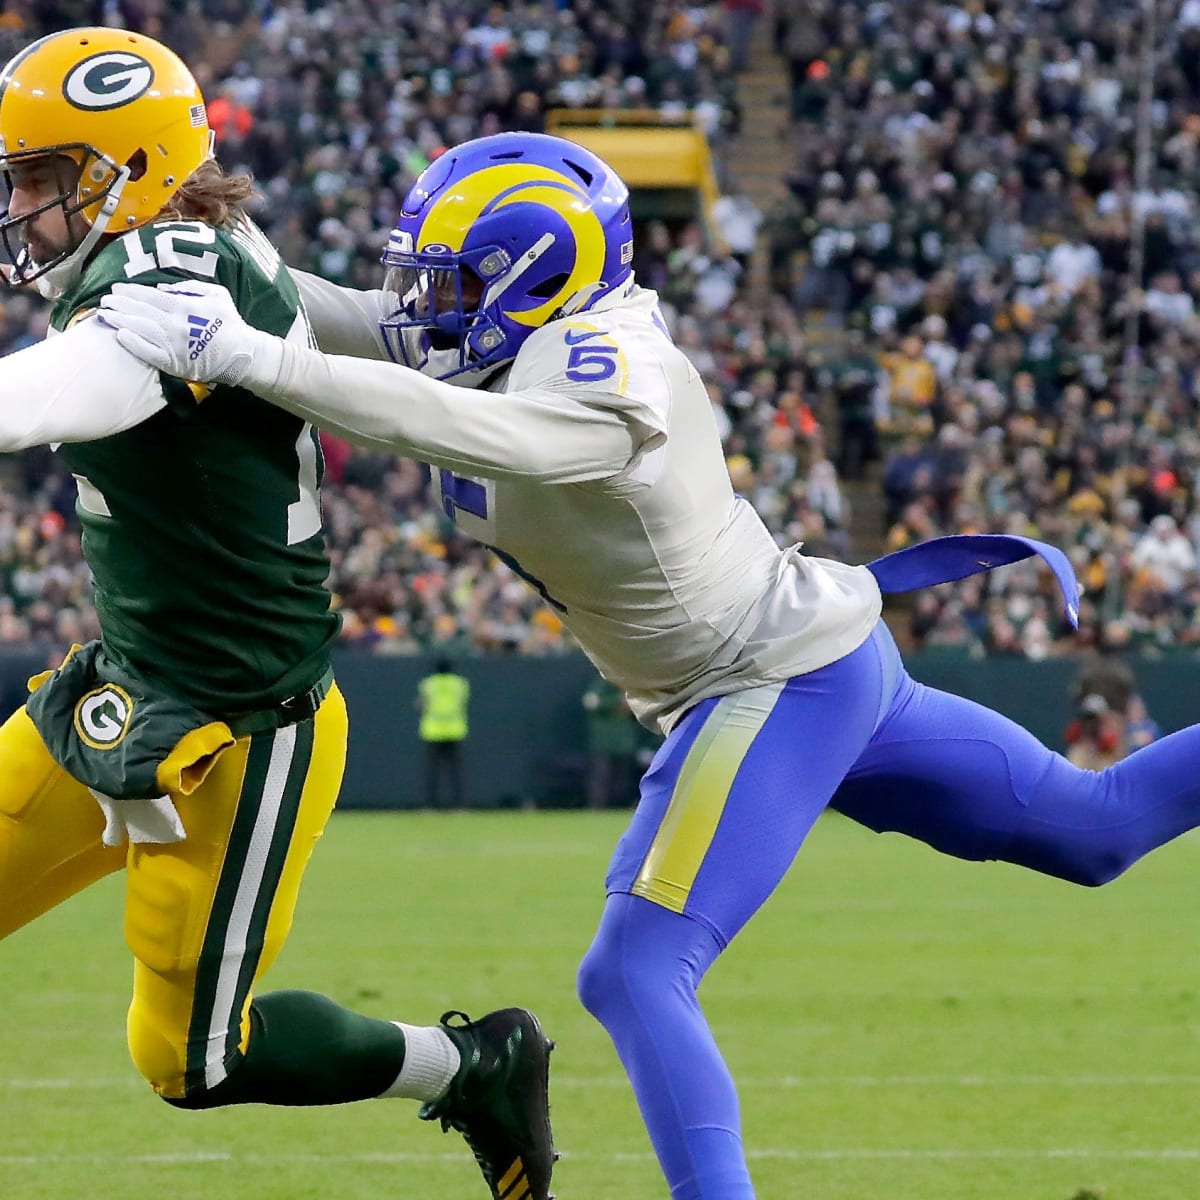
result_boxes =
[0,27,554,1200]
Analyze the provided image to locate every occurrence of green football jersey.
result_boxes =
[50,218,340,712]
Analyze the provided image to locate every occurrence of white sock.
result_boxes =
[380,1022,461,1101]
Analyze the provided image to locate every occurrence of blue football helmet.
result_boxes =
[379,132,634,384]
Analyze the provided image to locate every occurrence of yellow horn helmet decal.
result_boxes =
[418,163,606,328]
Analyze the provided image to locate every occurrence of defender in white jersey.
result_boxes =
[303,269,881,733]
[101,132,1200,1200]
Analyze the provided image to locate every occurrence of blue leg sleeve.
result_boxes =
[578,893,753,1200]
[582,630,891,1199]
[834,664,1200,885]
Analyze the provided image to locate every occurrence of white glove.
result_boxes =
[90,789,186,848]
[98,279,281,388]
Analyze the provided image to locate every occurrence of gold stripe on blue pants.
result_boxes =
[631,683,785,913]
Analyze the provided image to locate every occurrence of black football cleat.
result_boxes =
[419,1008,557,1199]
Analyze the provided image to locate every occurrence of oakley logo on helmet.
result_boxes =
[63,51,155,112]
[74,685,133,749]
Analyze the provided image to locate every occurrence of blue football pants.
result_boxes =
[578,621,1200,1199]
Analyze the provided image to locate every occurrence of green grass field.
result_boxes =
[4,809,1200,1200]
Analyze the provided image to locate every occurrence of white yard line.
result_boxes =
[7,1071,1200,1090]
[4,1148,1200,1166]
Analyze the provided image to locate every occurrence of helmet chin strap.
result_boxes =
[36,165,130,299]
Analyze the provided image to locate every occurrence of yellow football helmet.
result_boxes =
[0,26,212,288]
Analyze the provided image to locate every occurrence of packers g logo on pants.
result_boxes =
[74,685,134,749]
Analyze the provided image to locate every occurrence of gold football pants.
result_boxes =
[0,684,347,1100]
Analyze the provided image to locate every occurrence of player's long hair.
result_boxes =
[154,159,257,227]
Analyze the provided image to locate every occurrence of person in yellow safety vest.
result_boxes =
[417,657,470,808]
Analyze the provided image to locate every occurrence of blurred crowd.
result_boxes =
[0,0,764,658]
[5,0,1200,667]
[767,0,1200,660]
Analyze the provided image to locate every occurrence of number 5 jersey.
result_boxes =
[290,273,882,733]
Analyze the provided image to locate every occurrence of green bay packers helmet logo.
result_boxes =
[63,52,155,112]
[74,684,134,749]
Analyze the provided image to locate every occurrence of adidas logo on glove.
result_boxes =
[186,313,223,361]
[99,279,266,389]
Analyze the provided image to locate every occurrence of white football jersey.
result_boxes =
[289,274,882,731]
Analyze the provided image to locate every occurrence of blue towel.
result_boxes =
[866,534,1080,628]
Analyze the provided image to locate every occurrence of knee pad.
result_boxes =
[127,995,190,1101]
[123,855,214,1100]
[128,992,251,1107]
[125,853,197,974]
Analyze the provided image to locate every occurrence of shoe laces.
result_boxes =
[433,1011,498,1181]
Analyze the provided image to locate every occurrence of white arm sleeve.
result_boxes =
[242,336,641,483]
[291,270,391,360]
[0,315,166,450]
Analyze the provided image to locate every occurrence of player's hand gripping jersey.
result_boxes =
[2,218,338,711]
[106,270,882,732]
